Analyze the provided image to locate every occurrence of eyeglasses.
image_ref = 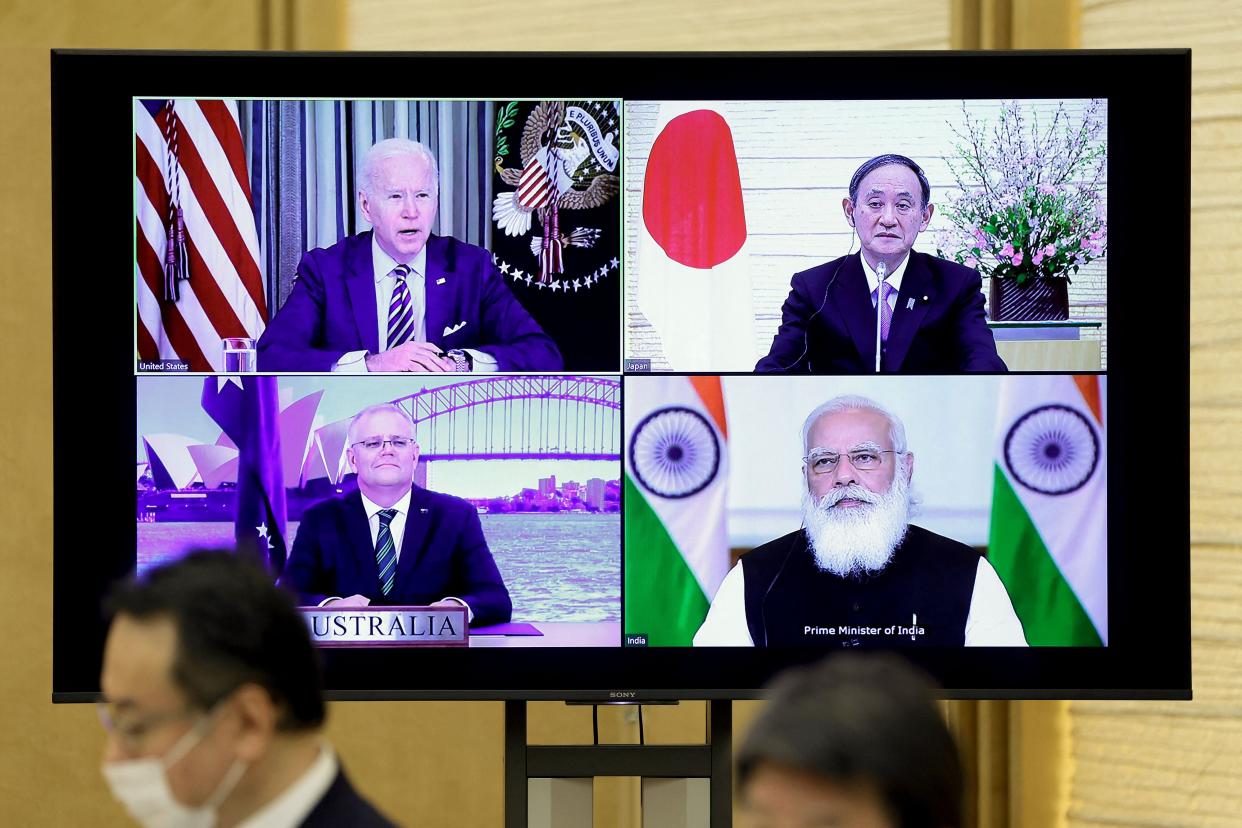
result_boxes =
[803,448,900,474]
[351,436,415,451]
[97,702,196,753]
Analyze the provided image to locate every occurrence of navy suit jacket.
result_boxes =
[283,487,513,626]
[302,768,397,828]
[257,232,563,372]
[755,251,1007,373]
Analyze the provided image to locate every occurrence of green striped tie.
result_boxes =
[376,508,398,596]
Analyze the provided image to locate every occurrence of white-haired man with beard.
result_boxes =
[693,395,1027,647]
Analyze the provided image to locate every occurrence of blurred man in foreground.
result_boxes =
[738,653,963,828]
[99,550,397,827]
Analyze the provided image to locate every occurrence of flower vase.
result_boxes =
[988,276,1070,322]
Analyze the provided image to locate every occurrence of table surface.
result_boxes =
[469,621,621,647]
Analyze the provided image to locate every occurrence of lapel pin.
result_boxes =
[922,295,929,302]
[436,277,446,285]
[906,298,915,310]
[419,508,429,514]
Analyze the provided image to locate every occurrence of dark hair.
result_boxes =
[848,154,931,208]
[737,653,962,828]
[105,549,325,732]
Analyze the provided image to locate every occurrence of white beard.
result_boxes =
[801,470,912,578]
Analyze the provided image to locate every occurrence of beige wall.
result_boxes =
[4,1,1232,826]
[345,0,949,50]
[1,6,261,826]
[1068,2,1242,826]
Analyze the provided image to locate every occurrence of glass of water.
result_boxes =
[222,337,257,372]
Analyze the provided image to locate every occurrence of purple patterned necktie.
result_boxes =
[387,265,415,348]
[875,280,896,343]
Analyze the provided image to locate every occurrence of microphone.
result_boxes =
[874,260,887,373]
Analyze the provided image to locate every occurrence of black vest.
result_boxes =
[741,525,980,647]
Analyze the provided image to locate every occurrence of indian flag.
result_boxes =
[636,102,757,371]
[989,375,1107,646]
[624,376,731,646]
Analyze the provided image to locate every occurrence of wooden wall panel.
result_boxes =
[0,5,265,826]
[952,0,1080,49]
[346,0,949,51]
[1009,698,1071,828]
[1069,2,1242,827]
[323,701,505,825]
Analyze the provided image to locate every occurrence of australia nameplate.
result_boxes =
[302,605,469,647]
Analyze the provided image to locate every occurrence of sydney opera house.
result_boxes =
[137,388,362,521]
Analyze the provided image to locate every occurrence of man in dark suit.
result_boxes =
[100,550,397,827]
[693,395,1026,647]
[756,154,1006,373]
[257,137,562,373]
[283,402,512,626]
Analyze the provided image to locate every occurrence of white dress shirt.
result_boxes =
[359,488,412,561]
[333,236,496,372]
[861,251,910,311]
[373,241,428,351]
[316,489,411,607]
[692,537,1029,647]
[236,742,338,828]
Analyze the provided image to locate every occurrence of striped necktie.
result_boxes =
[387,265,415,349]
[875,280,896,343]
[375,508,398,596]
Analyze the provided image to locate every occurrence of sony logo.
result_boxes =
[608,691,638,699]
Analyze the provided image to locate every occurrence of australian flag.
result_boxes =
[201,377,288,574]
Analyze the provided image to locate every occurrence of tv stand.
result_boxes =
[504,700,732,827]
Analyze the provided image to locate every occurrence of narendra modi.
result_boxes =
[693,395,1028,647]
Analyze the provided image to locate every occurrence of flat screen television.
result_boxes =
[52,49,1190,700]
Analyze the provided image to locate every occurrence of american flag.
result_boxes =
[516,154,564,281]
[135,99,268,371]
[516,156,556,210]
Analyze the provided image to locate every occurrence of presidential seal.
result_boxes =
[491,100,620,294]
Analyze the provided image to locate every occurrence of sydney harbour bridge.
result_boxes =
[394,376,621,463]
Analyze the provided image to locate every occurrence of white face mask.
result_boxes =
[102,714,248,828]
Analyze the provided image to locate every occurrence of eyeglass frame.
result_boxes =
[349,436,417,452]
[97,702,200,754]
[802,446,902,474]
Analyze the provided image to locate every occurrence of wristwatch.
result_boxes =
[446,349,473,372]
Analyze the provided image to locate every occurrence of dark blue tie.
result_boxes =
[375,508,398,596]
[387,265,415,348]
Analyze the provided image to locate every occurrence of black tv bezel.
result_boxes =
[52,49,1190,702]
